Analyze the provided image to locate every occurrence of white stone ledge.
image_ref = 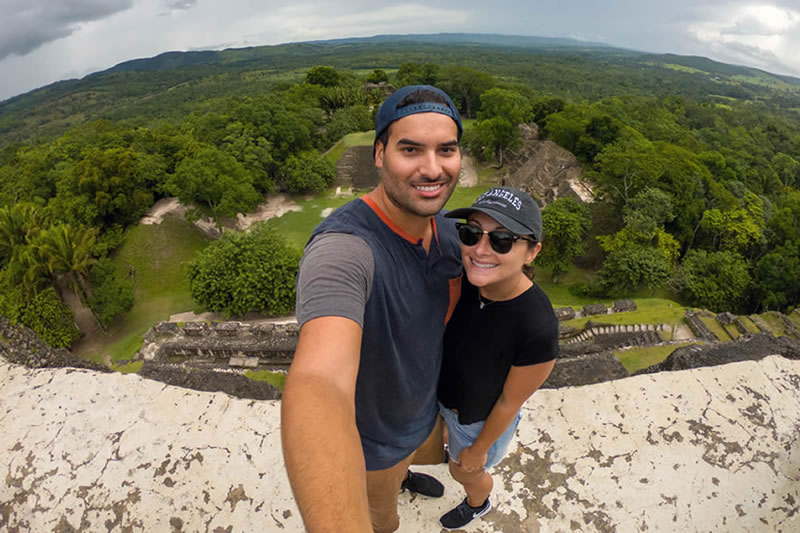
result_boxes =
[1,356,799,532]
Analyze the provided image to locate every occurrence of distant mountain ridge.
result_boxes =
[2,32,800,145]
[102,33,615,74]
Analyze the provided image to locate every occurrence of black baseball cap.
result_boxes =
[445,186,543,241]
[374,85,463,145]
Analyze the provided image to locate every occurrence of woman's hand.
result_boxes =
[457,445,488,473]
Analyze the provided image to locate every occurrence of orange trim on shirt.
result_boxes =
[361,195,422,245]
[431,217,440,247]
[445,274,463,325]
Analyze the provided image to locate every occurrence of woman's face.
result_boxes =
[461,212,541,291]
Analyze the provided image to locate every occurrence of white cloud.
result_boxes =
[687,3,800,74]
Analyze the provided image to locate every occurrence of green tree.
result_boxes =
[537,198,589,281]
[396,63,439,86]
[88,257,134,328]
[675,250,752,313]
[0,203,48,266]
[697,190,764,253]
[470,88,532,167]
[279,151,336,193]
[366,69,389,84]
[594,246,673,296]
[589,132,663,206]
[531,96,566,125]
[753,243,800,311]
[326,105,373,143]
[574,114,620,163]
[19,287,82,348]
[187,223,301,317]
[438,66,494,118]
[220,121,275,193]
[772,152,799,189]
[593,188,680,295]
[166,145,261,225]
[306,66,341,87]
[320,86,368,113]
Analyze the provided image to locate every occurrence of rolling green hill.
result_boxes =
[3,33,800,146]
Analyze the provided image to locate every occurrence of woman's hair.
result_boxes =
[522,239,538,279]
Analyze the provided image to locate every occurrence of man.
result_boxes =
[281,85,464,532]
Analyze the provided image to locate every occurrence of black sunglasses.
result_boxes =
[455,223,535,254]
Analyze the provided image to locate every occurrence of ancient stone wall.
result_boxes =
[502,123,594,206]
[334,145,379,189]
[137,319,298,369]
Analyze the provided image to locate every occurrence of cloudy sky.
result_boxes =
[2,0,800,102]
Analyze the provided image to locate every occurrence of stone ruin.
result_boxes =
[334,145,379,189]
[502,123,594,206]
[114,301,800,404]
[137,319,299,369]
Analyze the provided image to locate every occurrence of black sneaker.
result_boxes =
[440,497,491,530]
[400,470,444,498]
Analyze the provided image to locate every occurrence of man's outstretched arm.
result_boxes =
[281,315,371,532]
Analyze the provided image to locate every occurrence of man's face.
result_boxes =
[374,112,461,218]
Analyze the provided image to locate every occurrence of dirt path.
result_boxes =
[140,194,303,233]
[58,281,102,347]
[459,155,478,187]
[235,193,303,230]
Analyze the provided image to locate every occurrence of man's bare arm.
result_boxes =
[281,316,371,532]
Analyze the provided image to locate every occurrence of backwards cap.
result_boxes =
[374,85,463,145]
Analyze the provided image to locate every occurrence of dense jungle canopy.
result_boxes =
[1,34,799,347]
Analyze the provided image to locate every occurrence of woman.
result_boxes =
[438,186,558,530]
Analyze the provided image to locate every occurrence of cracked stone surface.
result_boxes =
[2,356,799,532]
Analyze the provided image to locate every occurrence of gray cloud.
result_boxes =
[165,0,199,11]
[0,0,133,60]
[713,39,785,71]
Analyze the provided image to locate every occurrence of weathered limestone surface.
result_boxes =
[2,356,799,532]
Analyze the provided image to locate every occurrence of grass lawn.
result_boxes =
[614,343,692,374]
[761,312,788,336]
[740,317,761,334]
[263,191,358,250]
[700,316,731,341]
[72,214,212,363]
[245,369,287,390]
[563,297,687,330]
[445,184,490,211]
[533,266,599,309]
[324,130,374,164]
[723,323,742,340]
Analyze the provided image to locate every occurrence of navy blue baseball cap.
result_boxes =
[445,186,543,241]
[374,85,463,145]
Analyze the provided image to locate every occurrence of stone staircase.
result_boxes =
[564,323,665,346]
[334,145,378,189]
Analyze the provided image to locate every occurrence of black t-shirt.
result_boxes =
[438,277,559,425]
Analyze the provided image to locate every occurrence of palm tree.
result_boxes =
[1,203,52,299]
[35,223,98,303]
[0,203,47,265]
[4,243,51,298]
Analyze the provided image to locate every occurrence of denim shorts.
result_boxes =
[438,402,522,470]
